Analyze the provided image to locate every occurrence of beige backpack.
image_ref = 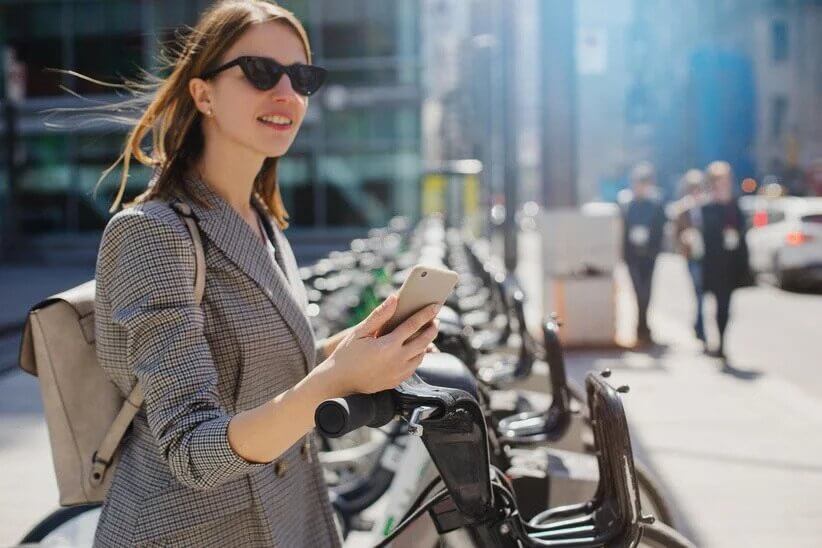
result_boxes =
[17,202,205,506]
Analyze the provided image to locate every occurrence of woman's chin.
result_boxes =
[244,142,291,160]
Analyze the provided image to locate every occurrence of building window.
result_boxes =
[324,106,420,145]
[319,151,421,227]
[277,155,315,227]
[770,95,788,140]
[771,20,788,63]
[321,0,413,59]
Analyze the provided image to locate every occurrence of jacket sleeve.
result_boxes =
[735,202,752,281]
[97,207,269,490]
[649,203,667,255]
[673,209,688,256]
[620,204,630,260]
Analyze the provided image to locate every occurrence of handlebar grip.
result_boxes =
[315,390,395,438]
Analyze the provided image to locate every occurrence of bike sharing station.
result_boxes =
[16,164,693,547]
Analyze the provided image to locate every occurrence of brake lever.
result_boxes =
[406,405,437,436]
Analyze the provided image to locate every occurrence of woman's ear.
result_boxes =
[188,78,214,117]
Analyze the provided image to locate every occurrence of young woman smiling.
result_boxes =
[91,2,440,546]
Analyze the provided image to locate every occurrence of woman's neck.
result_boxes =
[195,134,265,216]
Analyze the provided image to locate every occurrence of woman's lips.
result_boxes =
[257,118,293,132]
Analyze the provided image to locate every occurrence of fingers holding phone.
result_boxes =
[320,265,458,395]
[387,302,441,344]
[403,317,439,358]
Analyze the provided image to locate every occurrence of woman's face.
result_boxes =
[200,21,309,159]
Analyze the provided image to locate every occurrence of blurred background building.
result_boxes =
[434,0,822,205]
[0,0,423,263]
[572,0,822,202]
[0,0,820,264]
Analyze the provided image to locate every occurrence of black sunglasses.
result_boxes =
[201,56,327,96]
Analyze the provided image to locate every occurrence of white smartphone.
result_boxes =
[378,264,459,337]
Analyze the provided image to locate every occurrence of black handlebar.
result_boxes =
[315,390,396,438]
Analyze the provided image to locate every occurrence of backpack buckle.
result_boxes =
[90,451,110,486]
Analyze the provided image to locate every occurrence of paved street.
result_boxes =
[1,249,821,546]
[573,255,822,547]
[516,234,822,548]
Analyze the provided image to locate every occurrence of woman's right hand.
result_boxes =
[320,294,441,396]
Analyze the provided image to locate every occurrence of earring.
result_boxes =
[206,108,214,117]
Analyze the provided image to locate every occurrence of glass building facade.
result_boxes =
[0,0,423,257]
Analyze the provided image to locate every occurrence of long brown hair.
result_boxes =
[95,0,312,229]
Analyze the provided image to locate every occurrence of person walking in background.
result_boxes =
[672,169,708,346]
[620,161,666,346]
[806,157,822,197]
[700,161,751,360]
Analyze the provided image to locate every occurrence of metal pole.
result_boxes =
[2,44,20,259]
[539,0,577,208]
[2,97,17,258]
[309,0,326,228]
[500,0,519,271]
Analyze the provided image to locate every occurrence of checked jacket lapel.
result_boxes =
[181,176,316,372]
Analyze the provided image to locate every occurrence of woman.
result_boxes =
[700,161,750,359]
[92,2,440,546]
[673,169,707,345]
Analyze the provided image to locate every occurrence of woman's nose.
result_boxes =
[270,73,299,101]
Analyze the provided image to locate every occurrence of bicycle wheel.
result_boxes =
[19,504,101,544]
[635,460,675,528]
[639,521,696,548]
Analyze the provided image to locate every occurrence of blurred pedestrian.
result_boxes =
[672,169,707,345]
[620,161,666,346]
[805,158,822,197]
[700,161,751,359]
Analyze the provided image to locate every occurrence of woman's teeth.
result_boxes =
[258,115,292,126]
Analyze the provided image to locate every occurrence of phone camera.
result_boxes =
[421,271,427,277]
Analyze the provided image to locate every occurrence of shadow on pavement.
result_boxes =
[565,342,675,375]
[719,360,763,381]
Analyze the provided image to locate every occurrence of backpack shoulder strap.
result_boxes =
[169,201,206,304]
[91,201,206,486]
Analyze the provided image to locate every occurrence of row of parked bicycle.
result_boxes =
[19,215,695,547]
[304,216,695,547]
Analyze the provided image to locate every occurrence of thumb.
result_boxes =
[357,294,397,336]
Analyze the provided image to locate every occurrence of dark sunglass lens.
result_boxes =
[241,57,281,90]
[292,65,326,95]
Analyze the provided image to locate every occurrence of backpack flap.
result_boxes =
[18,280,97,376]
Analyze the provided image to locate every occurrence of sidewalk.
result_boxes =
[0,370,59,545]
[517,228,822,547]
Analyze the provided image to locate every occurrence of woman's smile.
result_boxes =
[257,112,294,132]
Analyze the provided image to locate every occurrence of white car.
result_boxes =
[743,196,822,290]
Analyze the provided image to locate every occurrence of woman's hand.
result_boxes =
[318,294,441,396]
[319,326,355,358]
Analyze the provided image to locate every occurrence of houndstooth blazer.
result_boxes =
[93,175,341,547]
